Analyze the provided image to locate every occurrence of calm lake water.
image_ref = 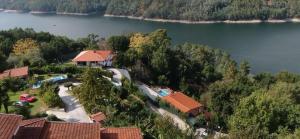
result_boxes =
[1,12,300,74]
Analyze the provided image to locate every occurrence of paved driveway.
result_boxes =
[147,102,190,130]
[108,68,131,81]
[136,82,189,130]
[47,84,92,123]
[137,83,160,102]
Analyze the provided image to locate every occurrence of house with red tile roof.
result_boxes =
[162,92,203,116]
[72,50,113,67]
[0,114,143,139]
[0,66,29,80]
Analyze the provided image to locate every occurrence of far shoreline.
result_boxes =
[1,9,98,16]
[104,14,300,24]
[30,11,97,16]
[1,9,300,24]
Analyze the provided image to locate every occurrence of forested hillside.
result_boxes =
[1,0,300,20]
[1,28,300,138]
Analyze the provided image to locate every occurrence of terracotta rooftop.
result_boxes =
[19,118,46,128]
[0,66,29,79]
[0,114,23,139]
[0,114,143,139]
[91,112,106,123]
[72,50,112,62]
[163,92,203,114]
[40,122,101,139]
[101,128,143,139]
[14,118,46,139]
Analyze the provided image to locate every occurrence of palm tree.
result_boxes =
[0,80,10,113]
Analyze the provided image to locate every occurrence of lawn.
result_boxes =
[0,90,48,115]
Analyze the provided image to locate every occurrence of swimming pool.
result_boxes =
[159,89,170,97]
[32,75,67,89]
[50,76,67,82]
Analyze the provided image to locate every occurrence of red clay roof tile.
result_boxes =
[0,114,23,139]
[73,50,112,62]
[163,92,202,114]
[40,122,101,139]
[101,127,143,139]
[91,112,106,123]
[0,66,29,79]
[20,118,46,127]
[14,119,46,139]
[0,114,144,139]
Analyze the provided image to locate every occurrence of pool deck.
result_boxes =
[152,87,172,97]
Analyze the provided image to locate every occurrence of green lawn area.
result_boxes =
[0,90,48,115]
[62,61,75,66]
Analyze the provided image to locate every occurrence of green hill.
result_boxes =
[1,0,300,21]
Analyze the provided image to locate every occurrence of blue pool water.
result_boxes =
[32,75,67,89]
[159,89,170,97]
[51,76,66,82]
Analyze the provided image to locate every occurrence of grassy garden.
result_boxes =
[0,90,48,116]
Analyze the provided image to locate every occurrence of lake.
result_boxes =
[1,12,300,74]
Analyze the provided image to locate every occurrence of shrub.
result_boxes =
[195,114,207,127]
[63,82,73,90]
[33,112,48,118]
[67,73,73,78]
[157,75,169,86]
[39,82,59,96]
[159,99,169,108]
[96,68,113,78]
[47,114,62,121]
[30,65,82,75]
[43,91,63,108]
[12,106,30,119]
[5,78,27,92]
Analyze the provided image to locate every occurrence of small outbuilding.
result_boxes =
[90,112,106,123]
[163,92,203,116]
[0,66,29,80]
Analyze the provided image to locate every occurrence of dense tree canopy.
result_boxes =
[0,28,91,69]
[110,29,300,137]
[114,29,233,99]
[107,35,130,52]
[2,28,300,138]
[72,68,194,138]
[0,79,10,113]
[12,38,39,56]
[229,82,300,138]
[0,52,7,72]
[8,38,45,67]
[1,0,300,20]
[73,68,112,113]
